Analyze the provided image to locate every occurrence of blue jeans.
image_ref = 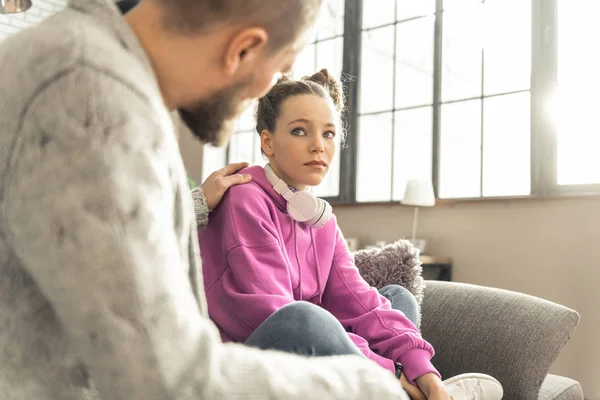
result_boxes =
[245,285,420,357]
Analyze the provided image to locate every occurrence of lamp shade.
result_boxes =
[0,0,32,13]
[401,179,435,207]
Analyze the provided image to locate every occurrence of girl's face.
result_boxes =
[260,94,340,190]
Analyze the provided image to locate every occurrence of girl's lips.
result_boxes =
[304,161,327,167]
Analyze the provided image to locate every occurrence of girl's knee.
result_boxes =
[379,285,420,326]
[254,301,360,357]
[274,301,336,325]
[379,284,415,301]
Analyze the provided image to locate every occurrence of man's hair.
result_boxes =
[157,0,323,50]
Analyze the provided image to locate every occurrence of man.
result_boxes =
[0,0,410,399]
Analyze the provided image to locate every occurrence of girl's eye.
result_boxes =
[291,128,307,136]
[323,131,336,139]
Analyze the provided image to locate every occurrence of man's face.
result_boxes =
[180,33,309,146]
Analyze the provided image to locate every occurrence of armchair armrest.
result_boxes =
[420,281,580,400]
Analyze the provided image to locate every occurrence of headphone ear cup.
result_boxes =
[287,190,319,223]
[307,198,332,229]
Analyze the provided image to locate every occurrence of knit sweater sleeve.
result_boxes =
[4,65,409,400]
[191,186,210,230]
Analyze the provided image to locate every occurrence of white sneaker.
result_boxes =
[443,373,503,400]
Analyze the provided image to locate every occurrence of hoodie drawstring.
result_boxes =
[293,223,303,301]
[294,223,323,303]
[310,230,323,304]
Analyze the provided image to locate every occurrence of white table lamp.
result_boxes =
[401,180,436,245]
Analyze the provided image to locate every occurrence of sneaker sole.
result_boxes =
[443,373,501,387]
[444,373,504,399]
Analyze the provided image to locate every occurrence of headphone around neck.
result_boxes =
[264,164,332,229]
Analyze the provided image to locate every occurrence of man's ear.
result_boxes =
[223,27,269,77]
[260,129,275,157]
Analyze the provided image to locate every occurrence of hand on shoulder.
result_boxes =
[200,162,252,210]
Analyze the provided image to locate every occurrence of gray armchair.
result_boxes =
[353,242,583,400]
[421,281,582,400]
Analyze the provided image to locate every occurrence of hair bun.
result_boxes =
[303,69,344,112]
[304,68,333,86]
[275,74,293,85]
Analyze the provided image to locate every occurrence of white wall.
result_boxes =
[333,197,600,400]
[0,0,65,40]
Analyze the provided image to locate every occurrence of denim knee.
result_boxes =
[246,301,363,357]
[378,284,420,327]
[379,284,417,304]
[271,301,337,328]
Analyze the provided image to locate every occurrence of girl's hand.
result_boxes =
[399,373,427,400]
[415,373,452,400]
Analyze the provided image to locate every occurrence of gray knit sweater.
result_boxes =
[0,0,407,399]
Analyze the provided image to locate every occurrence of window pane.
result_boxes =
[395,16,435,108]
[555,90,600,185]
[201,144,227,182]
[556,0,600,185]
[439,100,482,198]
[396,0,436,21]
[482,92,531,196]
[363,0,395,29]
[557,0,600,87]
[293,44,316,79]
[441,2,484,101]
[227,131,255,164]
[357,113,393,202]
[392,107,433,201]
[483,0,531,95]
[316,37,344,80]
[361,26,395,114]
[317,0,345,40]
[312,139,341,197]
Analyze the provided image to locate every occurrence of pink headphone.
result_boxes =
[264,163,332,229]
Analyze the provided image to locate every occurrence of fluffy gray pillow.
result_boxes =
[353,240,424,305]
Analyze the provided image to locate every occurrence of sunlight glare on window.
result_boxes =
[555,0,600,185]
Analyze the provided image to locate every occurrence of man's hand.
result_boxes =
[200,162,252,210]
[415,373,451,400]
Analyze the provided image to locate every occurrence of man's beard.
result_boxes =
[178,79,252,147]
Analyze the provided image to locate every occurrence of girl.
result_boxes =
[198,70,503,400]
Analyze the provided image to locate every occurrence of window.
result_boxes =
[439,0,531,198]
[203,0,599,203]
[357,2,435,202]
[291,0,345,198]
[554,0,600,187]
[355,0,532,201]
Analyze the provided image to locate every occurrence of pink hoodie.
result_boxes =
[198,166,440,383]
